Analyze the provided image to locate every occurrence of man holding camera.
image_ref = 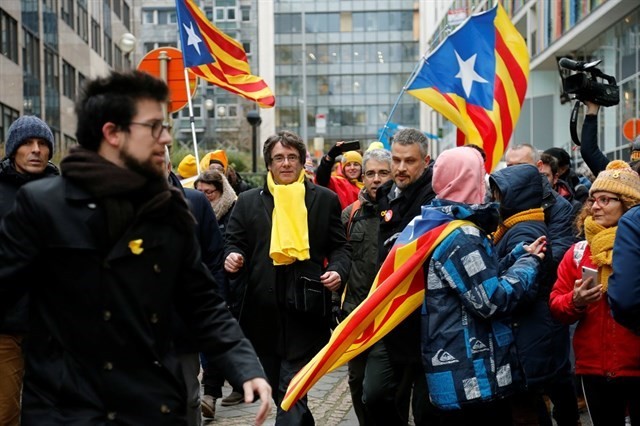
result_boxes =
[315,140,364,209]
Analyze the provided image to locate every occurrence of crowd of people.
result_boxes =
[0,69,639,426]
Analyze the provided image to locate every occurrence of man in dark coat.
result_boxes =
[0,115,59,425]
[224,130,351,425]
[366,128,437,425]
[0,70,271,425]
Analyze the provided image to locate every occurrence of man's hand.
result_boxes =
[225,252,244,273]
[242,378,272,425]
[320,270,341,292]
[585,101,600,116]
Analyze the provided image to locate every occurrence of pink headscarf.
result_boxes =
[432,147,486,204]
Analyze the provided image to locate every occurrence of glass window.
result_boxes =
[241,6,250,22]
[158,10,176,25]
[275,13,301,34]
[142,10,154,24]
[61,0,73,27]
[275,45,301,65]
[76,1,88,42]
[122,1,130,29]
[91,18,101,54]
[0,9,19,63]
[0,103,20,143]
[104,34,112,66]
[242,41,251,55]
[113,0,120,18]
[22,29,39,77]
[62,60,76,99]
[44,48,59,91]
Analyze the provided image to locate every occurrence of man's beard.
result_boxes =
[120,145,163,180]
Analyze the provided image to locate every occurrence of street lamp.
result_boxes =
[204,100,226,148]
[246,110,262,173]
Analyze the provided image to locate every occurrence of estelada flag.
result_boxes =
[175,0,275,108]
[407,3,529,172]
[281,209,470,411]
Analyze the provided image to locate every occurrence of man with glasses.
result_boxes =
[224,130,351,424]
[339,148,392,425]
[0,70,271,425]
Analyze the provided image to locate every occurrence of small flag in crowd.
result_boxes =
[407,3,529,172]
[281,209,469,411]
[175,0,275,108]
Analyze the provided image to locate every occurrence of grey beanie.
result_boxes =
[5,115,54,159]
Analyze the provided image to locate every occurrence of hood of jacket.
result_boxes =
[427,199,500,235]
[489,164,543,220]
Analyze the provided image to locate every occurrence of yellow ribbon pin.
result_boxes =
[128,239,144,255]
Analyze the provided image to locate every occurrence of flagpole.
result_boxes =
[380,19,459,147]
[183,68,202,175]
[379,55,426,148]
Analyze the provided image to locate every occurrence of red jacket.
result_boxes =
[325,175,362,210]
[549,241,640,378]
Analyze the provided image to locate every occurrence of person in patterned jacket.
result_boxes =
[419,147,546,425]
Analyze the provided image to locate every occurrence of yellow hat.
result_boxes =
[367,141,385,151]
[177,154,197,178]
[590,160,640,203]
[342,150,362,166]
[200,150,228,173]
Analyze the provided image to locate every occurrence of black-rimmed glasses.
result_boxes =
[129,121,172,139]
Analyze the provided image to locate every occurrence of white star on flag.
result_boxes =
[454,51,488,98]
[183,21,202,56]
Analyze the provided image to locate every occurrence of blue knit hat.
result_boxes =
[5,116,54,159]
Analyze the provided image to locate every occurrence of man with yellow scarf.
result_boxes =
[224,130,351,425]
[550,160,640,426]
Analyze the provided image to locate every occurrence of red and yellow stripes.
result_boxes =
[281,220,467,411]
[181,0,275,108]
[407,4,528,172]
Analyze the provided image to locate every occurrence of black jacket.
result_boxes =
[491,164,572,387]
[225,179,351,360]
[0,159,59,334]
[375,166,436,363]
[0,176,264,425]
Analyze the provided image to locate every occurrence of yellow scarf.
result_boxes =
[492,208,545,244]
[267,170,310,265]
[584,216,616,292]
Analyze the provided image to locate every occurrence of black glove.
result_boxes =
[326,143,342,161]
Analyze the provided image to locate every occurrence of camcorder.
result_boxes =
[558,57,620,145]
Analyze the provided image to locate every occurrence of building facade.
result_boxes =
[270,0,421,155]
[422,0,640,164]
[0,0,134,160]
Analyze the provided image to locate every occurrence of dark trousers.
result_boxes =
[362,341,437,426]
[260,354,315,426]
[200,353,242,398]
[347,351,373,425]
[581,375,640,426]
[200,353,225,397]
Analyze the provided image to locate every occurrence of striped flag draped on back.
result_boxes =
[281,209,470,411]
[175,0,275,108]
[407,3,529,172]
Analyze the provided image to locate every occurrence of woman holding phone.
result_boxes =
[549,160,640,426]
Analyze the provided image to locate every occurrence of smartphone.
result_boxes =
[340,140,360,152]
[581,266,598,289]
